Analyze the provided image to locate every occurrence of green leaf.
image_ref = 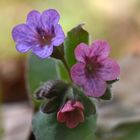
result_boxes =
[100,87,112,100]
[27,54,60,108]
[73,86,96,116]
[65,24,89,67]
[40,97,62,113]
[32,112,97,140]
[27,53,60,93]
[107,79,119,84]
[57,61,70,82]
[34,80,70,114]
[51,44,64,60]
[34,80,69,99]
[83,96,96,116]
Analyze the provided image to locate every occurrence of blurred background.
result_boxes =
[0,0,140,140]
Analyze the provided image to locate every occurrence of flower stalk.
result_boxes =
[61,57,72,82]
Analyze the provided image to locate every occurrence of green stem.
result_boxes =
[61,57,72,82]
[52,45,72,82]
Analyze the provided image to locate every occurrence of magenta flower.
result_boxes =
[57,100,84,128]
[71,40,120,97]
[12,9,65,58]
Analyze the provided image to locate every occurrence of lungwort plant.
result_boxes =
[12,9,120,140]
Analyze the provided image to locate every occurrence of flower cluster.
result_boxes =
[12,9,120,129]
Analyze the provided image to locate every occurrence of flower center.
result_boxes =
[36,27,55,46]
[86,63,95,75]
[85,57,102,77]
[86,63,94,72]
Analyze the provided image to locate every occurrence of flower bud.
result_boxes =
[35,80,69,100]
[57,100,84,128]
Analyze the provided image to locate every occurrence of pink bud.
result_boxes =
[57,100,84,128]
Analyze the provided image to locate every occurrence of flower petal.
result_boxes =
[84,78,107,97]
[73,101,84,111]
[41,9,60,29]
[78,111,84,123]
[71,63,86,85]
[16,42,31,53]
[32,45,53,58]
[61,100,74,113]
[52,24,65,46]
[66,110,84,128]
[90,40,110,60]
[75,43,89,63]
[57,111,66,123]
[12,24,35,42]
[66,117,79,129]
[97,58,120,81]
[26,10,41,30]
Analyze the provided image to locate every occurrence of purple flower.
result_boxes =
[71,40,120,97]
[57,100,84,128]
[12,9,65,58]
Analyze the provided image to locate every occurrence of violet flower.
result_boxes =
[57,100,84,128]
[71,40,120,97]
[12,9,65,58]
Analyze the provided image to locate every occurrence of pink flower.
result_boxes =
[71,40,120,97]
[57,100,84,128]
